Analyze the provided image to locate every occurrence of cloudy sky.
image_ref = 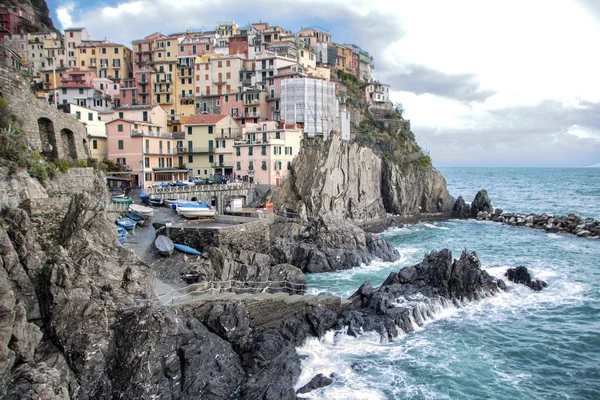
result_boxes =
[48,0,600,167]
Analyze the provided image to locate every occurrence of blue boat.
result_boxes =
[117,226,127,244]
[169,200,199,210]
[139,192,150,200]
[173,243,201,255]
[116,217,137,230]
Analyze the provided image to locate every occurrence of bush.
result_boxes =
[26,159,48,182]
[414,154,432,170]
[52,158,70,173]
[76,160,88,168]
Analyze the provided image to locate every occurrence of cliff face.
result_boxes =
[2,0,56,31]
[381,159,454,215]
[274,135,453,222]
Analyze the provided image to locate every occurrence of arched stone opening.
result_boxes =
[60,128,78,160]
[38,117,58,158]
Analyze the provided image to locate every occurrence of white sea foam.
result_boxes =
[423,222,451,230]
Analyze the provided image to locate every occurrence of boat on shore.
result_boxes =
[117,226,127,244]
[125,211,146,225]
[155,235,174,256]
[175,202,216,219]
[149,196,164,206]
[116,217,137,230]
[128,204,154,217]
[167,200,199,210]
[139,192,150,201]
[173,243,201,255]
[110,189,125,198]
[112,197,133,205]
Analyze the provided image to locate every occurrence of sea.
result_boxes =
[297,167,600,399]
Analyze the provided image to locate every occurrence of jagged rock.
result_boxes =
[270,214,400,273]
[296,373,334,394]
[471,190,493,218]
[343,249,507,339]
[577,230,591,238]
[452,196,471,219]
[505,266,547,291]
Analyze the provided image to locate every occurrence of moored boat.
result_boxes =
[109,189,125,198]
[173,243,201,255]
[116,217,137,230]
[139,192,150,201]
[169,200,200,210]
[149,196,164,206]
[117,226,127,244]
[152,220,172,231]
[176,205,217,219]
[155,235,174,256]
[125,211,146,225]
[128,204,155,217]
[112,197,133,205]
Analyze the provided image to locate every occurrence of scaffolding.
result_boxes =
[280,77,339,139]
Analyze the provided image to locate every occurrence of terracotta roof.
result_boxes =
[186,114,228,125]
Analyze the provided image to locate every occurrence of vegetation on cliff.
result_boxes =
[335,70,431,169]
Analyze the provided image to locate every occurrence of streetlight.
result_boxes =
[52,56,57,108]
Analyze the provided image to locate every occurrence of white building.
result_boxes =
[280,77,339,139]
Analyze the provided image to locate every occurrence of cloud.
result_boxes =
[56,3,74,29]
[380,64,496,103]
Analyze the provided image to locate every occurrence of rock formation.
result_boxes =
[470,189,493,218]
[505,266,548,291]
[451,195,471,219]
[342,249,507,340]
[270,213,400,273]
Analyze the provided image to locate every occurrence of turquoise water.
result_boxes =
[298,168,600,399]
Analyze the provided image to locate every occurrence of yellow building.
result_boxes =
[152,34,181,123]
[179,114,239,179]
[298,46,316,70]
[76,41,133,85]
[175,55,196,123]
[216,22,238,37]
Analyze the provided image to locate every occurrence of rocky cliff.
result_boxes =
[2,0,56,32]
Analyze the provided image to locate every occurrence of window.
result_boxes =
[235,147,240,156]
[167,52,170,57]
[145,173,152,181]
[75,111,81,119]
[92,140,97,149]
[187,126,192,135]
[145,157,149,167]
[248,147,253,156]
[117,124,123,132]
[78,88,84,94]
[225,95,229,102]
[236,161,241,170]
[88,112,93,121]
[118,112,123,118]
[275,161,282,170]
[114,47,119,54]
[218,61,222,67]
[208,154,214,163]
[285,146,292,155]
[208,126,213,134]
[167,158,172,168]
[116,157,126,165]
[261,161,267,170]
[61,88,66,94]
[275,131,281,139]
[287,161,292,170]
[102,48,106,54]
[261,146,266,155]
[142,111,148,121]
[226,72,231,79]
[204,64,209,70]
[118,140,124,149]
[274,146,282,155]
[205,44,209,51]
[248,161,254,171]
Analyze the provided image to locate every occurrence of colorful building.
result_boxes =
[179,114,240,179]
[64,28,89,68]
[0,6,35,41]
[363,81,391,109]
[233,120,302,186]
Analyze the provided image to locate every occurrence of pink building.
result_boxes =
[132,33,163,105]
[179,33,215,57]
[61,69,96,86]
[106,118,186,187]
[265,66,306,120]
[232,120,302,186]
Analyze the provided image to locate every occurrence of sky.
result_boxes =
[47,0,600,167]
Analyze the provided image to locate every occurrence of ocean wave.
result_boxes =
[423,222,451,230]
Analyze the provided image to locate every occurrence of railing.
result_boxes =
[179,93,194,98]
[236,112,260,118]
[211,162,233,168]
[131,129,172,138]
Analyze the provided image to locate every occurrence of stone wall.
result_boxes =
[0,64,90,161]
[45,167,97,195]
[165,219,270,253]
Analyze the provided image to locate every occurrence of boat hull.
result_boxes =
[155,235,174,256]
[176,206,217,218]
[173,243,201,255]
[128,204,155,217]
[116,218,137,230]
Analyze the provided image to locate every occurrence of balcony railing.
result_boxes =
[100,63,109,68]
[143,148,175,155]
[112,63,121,69]
[211,162,232,168]
[131,129,172,138]
[179,93,195,98]
[235,112,260,118]
[244,98,260,105]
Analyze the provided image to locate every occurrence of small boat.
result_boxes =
[175,180,195,187]
[163,199,178,208]
[152,220,172,231]
[117,226,127,244]
[155,235,174,256]
[169,200,200,210]
[139,192,150,200]
[128,204,155,217]
[112,197,133,205]
[173,243,201,255]
[149,196,164,206]
[176,206,217,219]
[125,211,146,225]
[116,217,137,230]
[110,189,125,198]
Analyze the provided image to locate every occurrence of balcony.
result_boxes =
[211,162,232,168]
[235,112,260,119]
[99,63,109,68]
[131,129,172,138]
[112,63,121,69]
[214,81,227,86]
[244,98,260,105]
[143,148,174,155]
[137,79,149,85]
[234,138,269,145]
[187,147,214,154]
[173,133,185,139]
[160,97,173,104]
[169,115,181,121]
[154,87,172,94]
[179,93,195,99]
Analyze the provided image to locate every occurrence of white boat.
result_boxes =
[128,204,155,217]
[176,205,217,219]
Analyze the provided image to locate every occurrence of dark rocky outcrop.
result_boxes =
[342,249,507,340]
[296,373,334,394]
[470,189,493,218]
[452,196,471,219]
[270,213,400,273]
[505,266,547,291]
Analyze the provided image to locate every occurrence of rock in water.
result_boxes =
[505,266,548,291]
[296,373,334,394]
[452,196,471,219]
[471,189,493,218]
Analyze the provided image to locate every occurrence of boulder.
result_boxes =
[451,196,471,219]
[296,373,334,394]
[505,266,548,291]
[470,190,493,218]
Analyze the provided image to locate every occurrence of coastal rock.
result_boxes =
[343,249,506,339]
[451,196,471,219]
[505,266,548,291]
[471,190,493,218]
[381,159,454,216]
[296,373,334,394]
[270,214,400,273]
